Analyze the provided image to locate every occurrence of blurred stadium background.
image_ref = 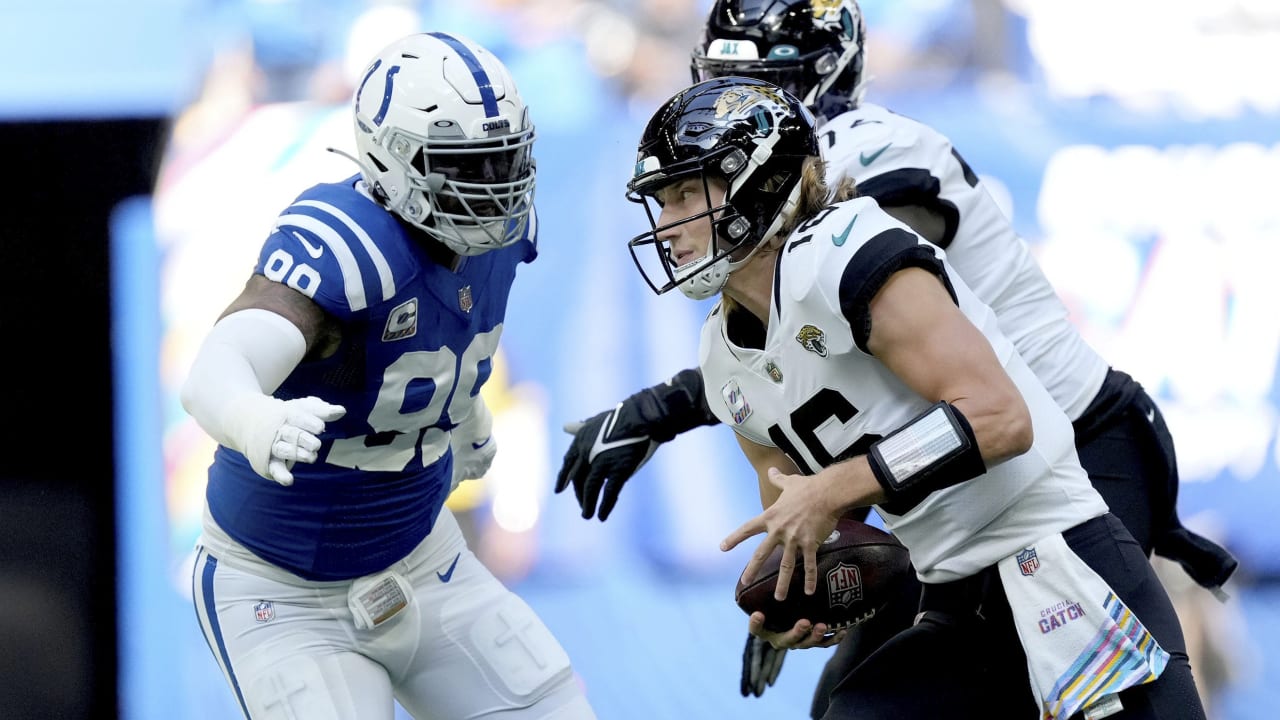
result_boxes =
[3,0,1278,718]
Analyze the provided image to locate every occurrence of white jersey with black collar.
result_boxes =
[699,198,1107,582]
[817,102,1108,421]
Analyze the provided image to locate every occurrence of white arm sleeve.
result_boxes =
[180,308,307,451]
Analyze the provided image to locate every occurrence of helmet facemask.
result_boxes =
[372,115,536,256]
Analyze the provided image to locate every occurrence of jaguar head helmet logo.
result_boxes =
[714,85,785,119]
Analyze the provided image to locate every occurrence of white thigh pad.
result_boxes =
[243,646,393,720]
[446,591,572,700]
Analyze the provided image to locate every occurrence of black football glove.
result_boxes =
[555,405,660,521]
[740,633,786,698]
[554,369,720,521]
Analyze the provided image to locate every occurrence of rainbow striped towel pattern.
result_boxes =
[997,531,1170,720]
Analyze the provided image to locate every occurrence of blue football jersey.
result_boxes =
[205,175,536,581]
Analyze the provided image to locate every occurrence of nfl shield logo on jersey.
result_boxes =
[458,286,474,314]
[827,563,863,609]
[1017,547,1040,576]
[764,360,783,383]
[254,600,275,623]
[721,379,752,424]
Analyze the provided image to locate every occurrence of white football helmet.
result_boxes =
[352,32,536,255]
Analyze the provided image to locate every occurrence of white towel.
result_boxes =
[998,532,1169,720]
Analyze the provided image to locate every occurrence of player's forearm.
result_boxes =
[816,456,887,513]
[180,309,306,448]
[630,367,720,442]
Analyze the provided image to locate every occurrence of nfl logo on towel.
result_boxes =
[254,600,275,623]
[1017,548,1040,576]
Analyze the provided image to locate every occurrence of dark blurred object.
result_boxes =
[0,483,94,719]
[0,118,165,720]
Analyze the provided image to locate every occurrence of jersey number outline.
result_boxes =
[766,388,881,475]
[264,248,321,299]
[325,328,500,472]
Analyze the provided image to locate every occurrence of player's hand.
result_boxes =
[554,402,659,520]
[450,400,497,492]
[722,467,842,601]
[740,631,785,697]
[747,610,845,651]
[243,396,346,486]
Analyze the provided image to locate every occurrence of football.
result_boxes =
[735,517,912,633]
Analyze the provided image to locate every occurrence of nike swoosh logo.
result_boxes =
[1145,408,1156,424]
[831,214,858,247]
[859,143,892,166]
[437,552,461,583]
[291,231,324,259]
[588,403,648,462]
[471,437,491,451]
[849,119,882,129]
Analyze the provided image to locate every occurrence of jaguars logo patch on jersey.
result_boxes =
[796,324,828,357]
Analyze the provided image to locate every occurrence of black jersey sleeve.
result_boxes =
[856,169,961,249]
[838,227,956,353]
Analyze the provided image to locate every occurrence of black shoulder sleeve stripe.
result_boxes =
[856,168,961,249]
[772,239,786,319]
[838,228,957,353]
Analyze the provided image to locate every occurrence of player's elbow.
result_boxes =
[970,391,1033,464]
[989,398,1033,462]
[1004,405,1034,457]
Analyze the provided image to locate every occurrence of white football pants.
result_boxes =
[191,507,595,720]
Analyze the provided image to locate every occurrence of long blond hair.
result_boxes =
[720,156,857,314]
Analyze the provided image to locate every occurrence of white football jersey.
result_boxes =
[700,199,1107,582]
[819,103,1107,421]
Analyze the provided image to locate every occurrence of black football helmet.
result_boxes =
[626,76,819,299]
[692,0,866,122]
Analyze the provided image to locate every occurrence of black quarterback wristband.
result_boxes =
[869,402,987,515]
